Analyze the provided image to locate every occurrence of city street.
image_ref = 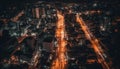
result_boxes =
[76,14,110,69]
[51,12,67,69]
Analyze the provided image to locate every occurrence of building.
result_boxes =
[42,36,55,52]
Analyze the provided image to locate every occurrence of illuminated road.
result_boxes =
[28,46,41,69]
[11,10,24,22]
[76,14,110,69]
[51,12,67,69]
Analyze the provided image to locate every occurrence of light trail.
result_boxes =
[51,12,67,69]
[76,14,110,69]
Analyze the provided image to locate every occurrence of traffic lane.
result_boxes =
[51,13,67,69]
[76,15,110,69]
